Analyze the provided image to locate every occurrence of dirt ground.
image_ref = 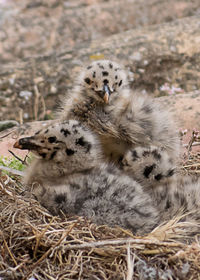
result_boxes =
[0,0,200,124]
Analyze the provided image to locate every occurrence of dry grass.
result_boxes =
[181,152,200,175]
[1,170,200,280]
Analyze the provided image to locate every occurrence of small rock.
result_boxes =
[180,262,190,276]
[23,113,29,119]
[137,259,157,279]
[50,85,57,94]
[34,77,44,84]
[131,52,142,61]
[19,91,32,100]
[8,77,15,85]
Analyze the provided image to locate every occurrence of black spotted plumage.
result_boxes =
[60,128,71,137]
[50,151,57,160]
[48,136,57,143]
[84,77,91,85]
[118,80,122,86]
[14,119,200,240]
[75,136,91,152]
[154,173,163,181]
[102,71,109,76]
[143,164,156,178]
[55,194,66,204]
[103,79,109,84]
[66,148,75,156]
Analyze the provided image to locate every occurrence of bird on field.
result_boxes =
[14,120,200,237]
[14,120,160,235]
[59,60,180,173]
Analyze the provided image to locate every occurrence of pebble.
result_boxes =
[19,91,32,100]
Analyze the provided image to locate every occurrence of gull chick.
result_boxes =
[14,120,159,235]
[14,120,200,237]
[59,60,180,169]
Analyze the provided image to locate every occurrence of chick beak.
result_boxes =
[13,136,39,151]
[103,84,110,104]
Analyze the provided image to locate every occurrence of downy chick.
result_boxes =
[14,120,159,235]
[59,60,180,169]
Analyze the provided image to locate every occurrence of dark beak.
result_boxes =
[103,84,110,104]
[13,136,39,151]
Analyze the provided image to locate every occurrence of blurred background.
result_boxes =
[0,0,200,124]
[1,0,200,62]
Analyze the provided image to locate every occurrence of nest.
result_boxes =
[1,171,200,280]
[181,152,200,175]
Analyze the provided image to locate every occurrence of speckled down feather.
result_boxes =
[14,120,200,236]
[59,60,180,167]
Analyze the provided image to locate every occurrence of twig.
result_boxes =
[34,84,40,121]
[141,248,174,255]
[62,238,185,251]
[33,217,55,259]
[34,84,46,121]
[183,142,200,148]
[8,150,29,165]
[0,231,23,275]
[126,244,134,280]
[183,163,200,168]
[19,108,23,125]
[23,220,78,280]
[39,95,46,120]
[187,130,200,156]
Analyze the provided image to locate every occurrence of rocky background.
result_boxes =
[0,0,200,156]
[1,4,200,279]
